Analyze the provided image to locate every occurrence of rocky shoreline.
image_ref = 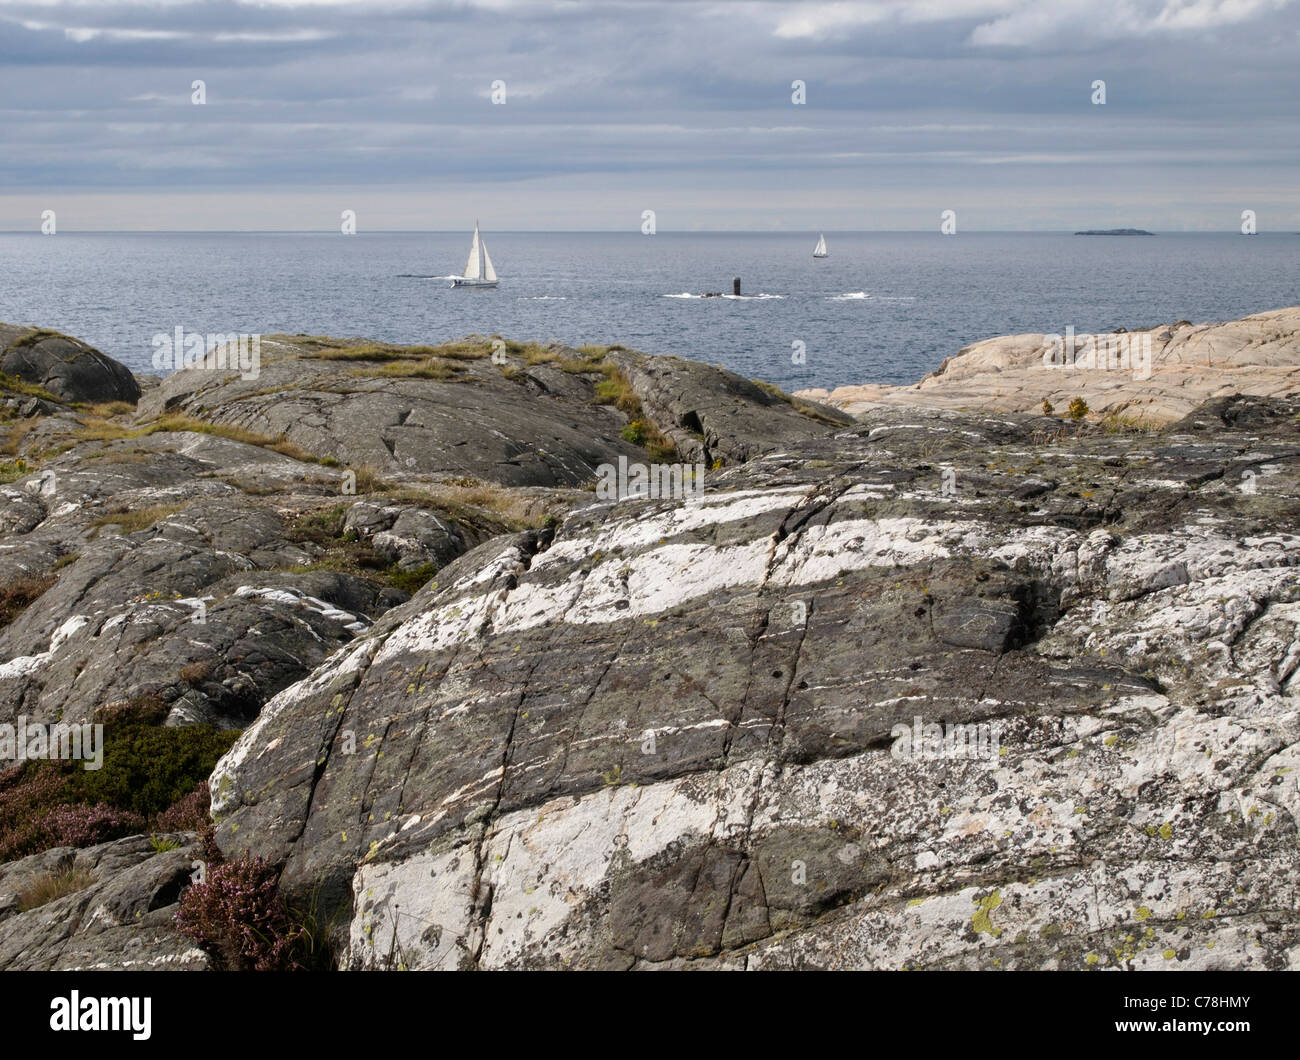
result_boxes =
[1,313,1296,970]
[797,307,1300,426]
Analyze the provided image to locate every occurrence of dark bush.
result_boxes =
[175,852,306,971]
[43,802,146,848]
[154,782,211,833]
[61,721,238,817]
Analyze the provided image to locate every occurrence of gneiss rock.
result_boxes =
[799,305,1300,426]
[605,348,854,466]
[212,395,1300,970]
[0,325,141,405]
[0,834,208,970]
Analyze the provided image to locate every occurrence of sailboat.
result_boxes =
[813,233,829,258]
[450,222,498,288]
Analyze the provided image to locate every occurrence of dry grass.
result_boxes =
[1099,418,1160,435]
[74,414,320,464]
[79,400,136,417]
[349,360,465,382]
[6,328,63,350]
[517,343,607,374]
[1,419,41,457]
[751,378,792,404]
[589,362,677,461]
[90,503,184,535]
[381,479,547,531]
[0,573,58,629]
[18,865,96,911]
[179,659,217,685]
[308,339,492,363]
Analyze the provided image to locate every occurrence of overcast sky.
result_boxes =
[1,0,1297,230]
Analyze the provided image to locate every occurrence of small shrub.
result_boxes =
[17,865,96,912]
[179,659,217,685]
[42,803,147,848]
[175,852,307,971]
[621,421,648,446]
[387,563,438,595]
[149,835,182,853]
[1068,397,1089,420]
[155,782,211,833]
[1042,399,1054,415]
[61,722,239,817]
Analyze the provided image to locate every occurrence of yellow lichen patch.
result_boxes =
[1085,952,1099,965]
[1135,906,1152,920]
[972,891,1003,938]
[1163,948,1176,960]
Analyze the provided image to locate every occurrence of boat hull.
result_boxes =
[449,278,498,288]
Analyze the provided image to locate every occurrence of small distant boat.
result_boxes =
[813,233,829,258]
[450,222,498,288]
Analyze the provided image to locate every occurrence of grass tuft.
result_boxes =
[18,865,96,911]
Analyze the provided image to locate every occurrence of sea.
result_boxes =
[2,231,1297,392]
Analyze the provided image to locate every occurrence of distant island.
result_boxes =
[1074,228,1154,235]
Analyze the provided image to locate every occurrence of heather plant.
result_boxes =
[154,781,211,833]
[175,850,308,971]
[42,803,147,848]
[0,707,232,861]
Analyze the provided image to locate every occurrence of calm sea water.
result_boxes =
[2,232,1297,391]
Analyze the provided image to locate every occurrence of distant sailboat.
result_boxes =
[813,233,828,258]
[450,222,498,288]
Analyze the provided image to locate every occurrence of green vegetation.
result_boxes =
[1068,397,1089,420]
[285,505,440,591]
[0,457,30,483]
[0,697,235,862]
[0,370,61,403]
[62,721,238,819]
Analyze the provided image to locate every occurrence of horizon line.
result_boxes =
[0,228,1286,236]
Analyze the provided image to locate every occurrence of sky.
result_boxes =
[1,0,1298,231]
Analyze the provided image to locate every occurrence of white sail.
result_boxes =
[482,239,497,282]
[464,224,482,279]
[813,233,828,257]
